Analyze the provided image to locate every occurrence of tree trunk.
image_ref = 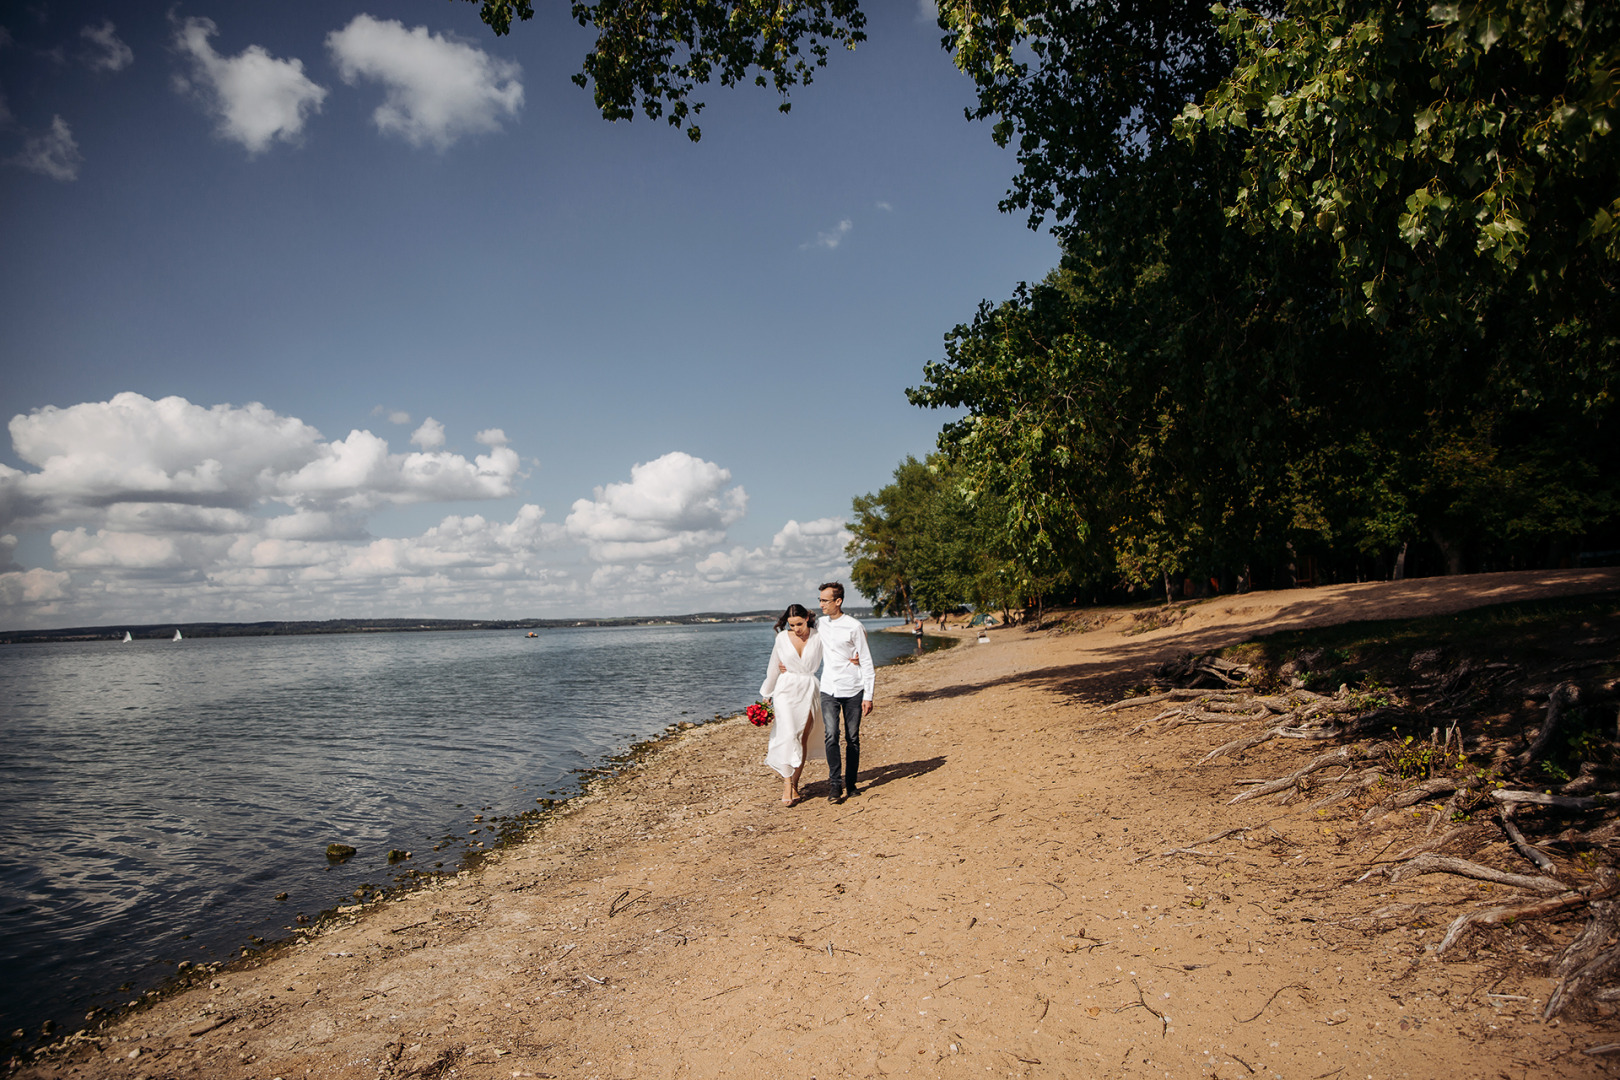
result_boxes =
[1430,529,1463,575]
[1393,541,1408,581]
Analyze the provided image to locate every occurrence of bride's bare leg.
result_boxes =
[791,716,813,801]
[782,773,795,805]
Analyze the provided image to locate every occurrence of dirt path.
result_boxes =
[17,568,1620,1080]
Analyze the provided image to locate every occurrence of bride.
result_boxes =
[759,603,826,806]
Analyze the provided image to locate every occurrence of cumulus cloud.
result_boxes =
[0,393,519,532]
[0,393,563,627]
[11,115,82,180]
[805,218,853,250]
[326,15,522,150]
[409,417,445,449]
[173,16,327,154]
[0,566,71,612]
[566,452,746,564]
[81,20,132,71]
[694,517,853,588]
[0,401,863,627]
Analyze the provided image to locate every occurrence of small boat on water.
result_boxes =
[173,629,183,642]
[526,631,538,638]
[123,631,132,643]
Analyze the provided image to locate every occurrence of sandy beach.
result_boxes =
[14,568,1620,1080]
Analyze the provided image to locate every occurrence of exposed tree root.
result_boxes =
[1115,646,1620,1016]
[1437,879,1619,955]
[1229,746,1359,804]
[1359,776,1458,824]
[1384,853,1567,894]
[1499,804,1559,874]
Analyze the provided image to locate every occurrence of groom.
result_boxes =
[817,581,874,804]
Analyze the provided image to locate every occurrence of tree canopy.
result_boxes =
[462,0,865,140]
[467,0,1620,600]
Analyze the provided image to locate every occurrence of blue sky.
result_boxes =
[0,0,1058,627]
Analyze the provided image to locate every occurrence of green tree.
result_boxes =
[462,0,865,141]
[467,0,1620,579]
[847,455,1025,617]
[1178,0,1620,342]
[846,456,937,618]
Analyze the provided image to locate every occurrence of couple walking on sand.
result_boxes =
[757,581,875,807]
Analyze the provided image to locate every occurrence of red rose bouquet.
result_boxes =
[746,700,775,727]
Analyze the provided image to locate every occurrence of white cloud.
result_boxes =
[0,394,563,627]
[410,417,446,449]
[53,527,189,570]
[388,410,411,425]
[876,200,893,211]
[275,429,521,508]
[173,16,327,154]
[326,15,522,150]
[0,393,520,532]
[81,21,132,72]
[11,115,82,181]
[805,218,853,250]
[0,566,71,610]
[566,452,747,564]
[694,517,853,587]
[0,400,863,627]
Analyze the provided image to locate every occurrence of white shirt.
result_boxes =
[817,613,875,700]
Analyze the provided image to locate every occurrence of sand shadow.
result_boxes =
[893,571,1620,713]
[804,755,947,798]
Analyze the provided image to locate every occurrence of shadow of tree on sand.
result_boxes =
[892,577,1617,712]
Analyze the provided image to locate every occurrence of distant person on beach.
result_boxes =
[817,581,874,804]
[913,616,925,652]
[758,603,826,807]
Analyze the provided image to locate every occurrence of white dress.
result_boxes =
[759,630,827,779]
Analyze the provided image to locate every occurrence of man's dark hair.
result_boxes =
[818,581,845,602]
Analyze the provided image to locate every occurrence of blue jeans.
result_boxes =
[821,691,863,793]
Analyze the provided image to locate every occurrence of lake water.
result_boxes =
[0,619,943,1039]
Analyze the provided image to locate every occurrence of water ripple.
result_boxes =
[0,620,934,1036]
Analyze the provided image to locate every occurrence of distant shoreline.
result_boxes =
[0,610,884,645]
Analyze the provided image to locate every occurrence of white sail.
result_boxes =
[173,629,182,641]
[123,631,132,642]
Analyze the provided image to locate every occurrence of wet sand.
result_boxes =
[15,567,1620,1080]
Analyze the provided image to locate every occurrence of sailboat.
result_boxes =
[122,631,132,642]
[172,629,183,642]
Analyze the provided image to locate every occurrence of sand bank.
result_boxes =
[14,568,1620,1080]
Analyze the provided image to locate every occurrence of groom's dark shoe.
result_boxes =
[845,785,861,797]
[827,790,844,805]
